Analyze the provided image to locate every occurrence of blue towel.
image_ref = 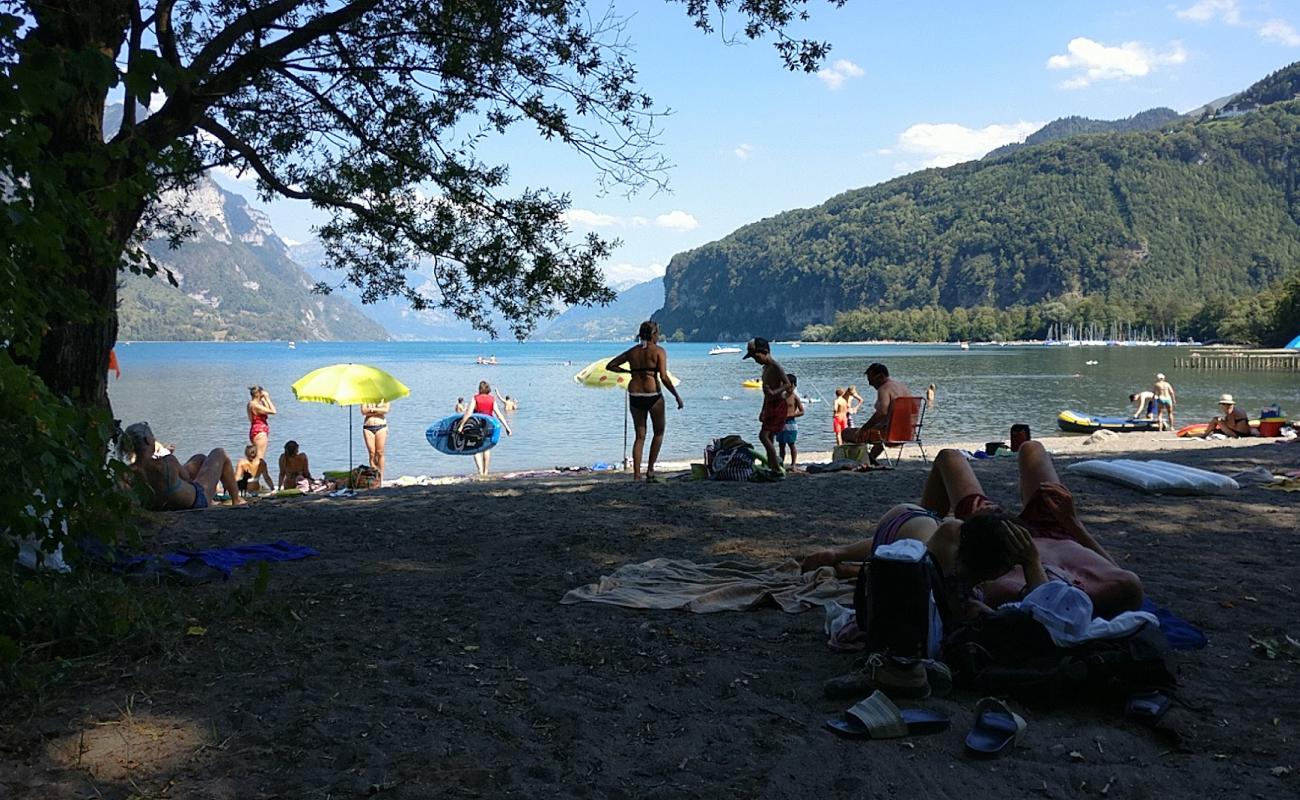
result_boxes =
[161,540,319,577]
[1141,598,1207,650]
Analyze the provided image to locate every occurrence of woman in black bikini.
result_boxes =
[361,401,390,482]
[606,320,684,481]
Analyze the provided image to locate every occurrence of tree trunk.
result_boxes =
[26,1,135,410]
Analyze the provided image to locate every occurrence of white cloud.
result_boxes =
[893,120,1044,169]
[734,143,754,160]
[603,261,665,288]
[1259,18,1300,46]
[654,210,699,231]
[563,208,622,228]
[1175,2,1299,48]
[816,59,864,90]
[629,216,649,227]
[1046,37,1186,89]
[1176,0,1242,24]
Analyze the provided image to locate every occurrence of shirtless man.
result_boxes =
[120,422,243,510]
[1204,393,1252,438]
[1152,373,1177,431]
[743,337,790,473]
[842,363,910,465]
[801,441,1142,619]
[278,440,316,490]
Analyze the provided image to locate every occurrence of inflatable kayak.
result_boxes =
[1175,419,1275,438]
[426,413,502,455]
[1057,410,1158,434]
[741,379,762,389]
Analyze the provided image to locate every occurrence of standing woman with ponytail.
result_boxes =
[606,321,684,481]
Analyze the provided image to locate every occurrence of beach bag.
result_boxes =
[348,464,381,490]
[854,539,945,660]
[943,609,1176,699]
[704,436,755,481]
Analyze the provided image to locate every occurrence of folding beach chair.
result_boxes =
[881,396,928,466]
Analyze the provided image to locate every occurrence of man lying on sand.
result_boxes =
[801,441,1142,619]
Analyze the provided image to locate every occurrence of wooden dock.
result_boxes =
[1173,349,1300,371]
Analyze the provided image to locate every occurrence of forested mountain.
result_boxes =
[1219,62,1300,116]
[118,178,388,341]
[986,108,1181,159]
[655,62,1300,345]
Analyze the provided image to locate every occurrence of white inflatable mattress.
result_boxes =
[1065,459,1239,495]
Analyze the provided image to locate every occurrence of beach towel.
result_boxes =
[79,538,318,583]
[161,541,318,576]
[1139,598,1208,650]
[561,558,853,613]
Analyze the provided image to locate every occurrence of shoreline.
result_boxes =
[383,430,1291,486]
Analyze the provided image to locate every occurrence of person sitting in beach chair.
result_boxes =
[119,422,243,510]
[1203,393,1252,438]
[801,441,1143,619]
[840,363,910,465]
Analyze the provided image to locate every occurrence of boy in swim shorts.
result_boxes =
[775,373,805,469]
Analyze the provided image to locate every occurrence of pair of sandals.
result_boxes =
[825,693,1026,758]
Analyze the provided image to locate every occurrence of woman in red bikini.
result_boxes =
[459,381,512,476]
[606,321,684,481]
[246,385,277,461]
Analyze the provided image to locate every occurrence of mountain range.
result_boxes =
[653,60,1300,343]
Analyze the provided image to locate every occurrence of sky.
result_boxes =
[209,0,1300,290]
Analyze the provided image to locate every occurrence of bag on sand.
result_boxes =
[704,436,755,482]
[942,608,1176,699]
[348,464,381,489]
[854,539,945,660]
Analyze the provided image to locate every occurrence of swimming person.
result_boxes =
[800,441,1142,619]
[361,401,390,482]
[606,320,684,481]
[494,388,518,412]
[459,381,512,476]
[743,337,789,473]
[246,385,276,461]
[455,397,468,413]
[120,422,243,510]
[235,444,274,496]
[776,373,804,470]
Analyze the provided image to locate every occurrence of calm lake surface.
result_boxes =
[109,341,1300,477]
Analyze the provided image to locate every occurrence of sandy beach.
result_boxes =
[3,435,1298,798]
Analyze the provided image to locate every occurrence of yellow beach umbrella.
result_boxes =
[573,358,682,469]
[291,363,410,475]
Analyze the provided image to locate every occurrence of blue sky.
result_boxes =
[212,0,1300,289]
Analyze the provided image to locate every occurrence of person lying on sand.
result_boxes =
[801,441,1142,619]
[120,422,243,510]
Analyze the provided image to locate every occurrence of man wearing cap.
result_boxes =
[1152,373,1176,431]
[1204,394,1252,438]
[743,337,790,473]
[844,363,910,465]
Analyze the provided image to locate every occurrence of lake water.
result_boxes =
[109,341,1300,477]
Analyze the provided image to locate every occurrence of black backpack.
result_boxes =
[942,607,1177,699]
[854,545,949,660]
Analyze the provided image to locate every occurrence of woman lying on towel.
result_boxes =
[800,441,1142,619]
[120,422,244,510]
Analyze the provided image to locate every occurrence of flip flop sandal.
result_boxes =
[824,690,951,739]
[1126,690,1172,726]
[964,697,1027,757]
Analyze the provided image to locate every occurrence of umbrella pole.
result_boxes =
[348,405,354,474]
[623,391,628,471]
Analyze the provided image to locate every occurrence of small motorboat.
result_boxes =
[959,342,970,350]
[741,379,762,389]
[288,341,296,350]
[709,345,742,356]
[1057,410,1158,434]
[790,342,801,348]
